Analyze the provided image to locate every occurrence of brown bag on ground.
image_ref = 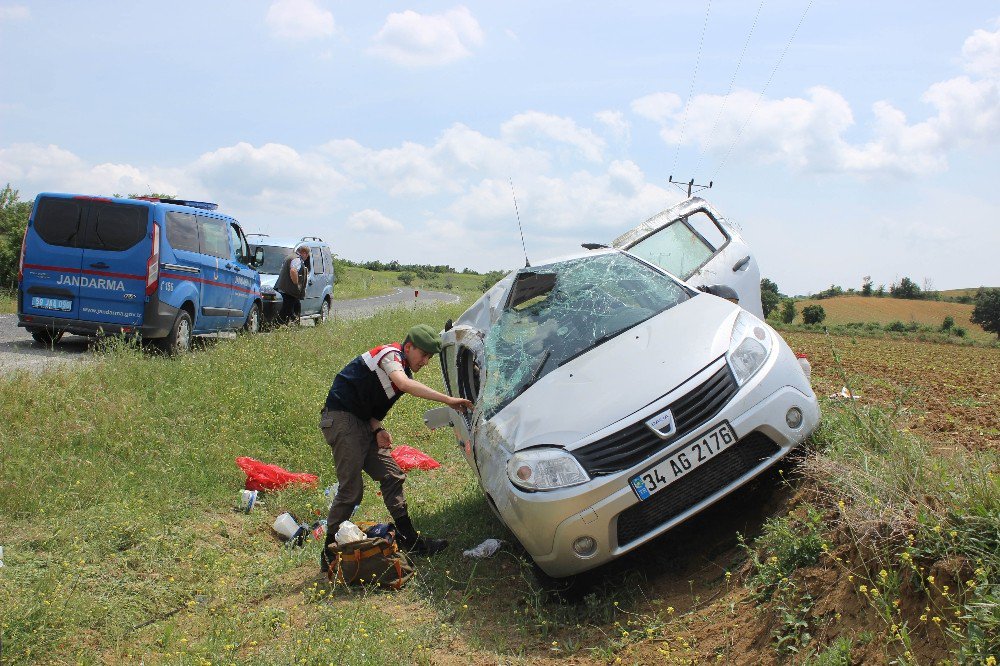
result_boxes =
[327,537,415,590]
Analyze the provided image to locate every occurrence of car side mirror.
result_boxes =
[699,284,740,302]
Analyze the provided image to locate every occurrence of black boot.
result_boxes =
[320,535,336,576]
[395,513,448,556]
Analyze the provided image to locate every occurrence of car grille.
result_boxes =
[572,363,738,476]
[615,431,780,547]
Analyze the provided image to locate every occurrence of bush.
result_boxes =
[953,326,967,338]
[885,320,908,333]
[971,287,1000,339]
[801,304,826,325]
[941,315,955,332]
[397,272,414,286]
[780,299,796,324]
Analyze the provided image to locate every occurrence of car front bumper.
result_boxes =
[494,352,820,578]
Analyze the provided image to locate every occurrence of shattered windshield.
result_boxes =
[479,252,690,418]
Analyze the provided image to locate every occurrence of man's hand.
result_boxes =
[375,428,393,450]
[448,396,474,413]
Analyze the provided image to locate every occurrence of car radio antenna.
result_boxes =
[509,177,530,267]
[668,175,713,198]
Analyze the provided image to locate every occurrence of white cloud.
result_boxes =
[265,0,334,41]
[595,110,630,143]
[962,20,1000,78]
[0,5,29,22]
[633,22,1000,177]
[191,142,351,215]
[630,92,682,124]
[501,112,606,163]
[369,6,484,67]
[347,209,404,233]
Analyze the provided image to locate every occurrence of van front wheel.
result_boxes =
[29,327,64,346]
[160,310,193,355]
[318,298,331,324]
[242,303,261,334]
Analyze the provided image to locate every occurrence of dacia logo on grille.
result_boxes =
[645,409,677,439]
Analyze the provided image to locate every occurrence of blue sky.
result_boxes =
[2,1,998,294]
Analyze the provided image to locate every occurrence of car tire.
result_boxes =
[28,327,64,346]
[242,303,261,334]
[318,298,331,324]
[159,310,193,356]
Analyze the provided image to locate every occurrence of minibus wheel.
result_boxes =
[242,303,261,334]
[161,310,193,355]
[28,327,64,346]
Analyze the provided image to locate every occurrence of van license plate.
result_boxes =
[31,297,72,312]
[629,421,737,501]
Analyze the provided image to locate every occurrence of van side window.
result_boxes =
[83,203,147,251]
[34,198,85,247]
[228,224,243,262]
[198,217,230,259]
[312,247,326,274]
[166,212,199,252]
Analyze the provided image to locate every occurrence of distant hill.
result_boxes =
[791,295,991,340]
[937,287,998,300]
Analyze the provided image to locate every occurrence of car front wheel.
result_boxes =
[318,298,331,324]
[242,303,261,334]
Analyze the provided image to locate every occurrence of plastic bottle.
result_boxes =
[795,353,811,380]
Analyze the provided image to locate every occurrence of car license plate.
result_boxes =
[31,296,72,312]
[629,421,738,501]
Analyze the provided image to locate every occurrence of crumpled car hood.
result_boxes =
[485,293,740,451]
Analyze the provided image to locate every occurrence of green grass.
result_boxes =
[334,266,498,301]
[0,288,14,314]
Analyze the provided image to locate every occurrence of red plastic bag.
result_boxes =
[235,456,319,491]
[391,445,441,471]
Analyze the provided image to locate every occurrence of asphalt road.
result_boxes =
[0,288,460,376]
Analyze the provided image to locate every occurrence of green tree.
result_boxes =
[760,278,781,318]
[890,276,922,299]
[780,299,796,324]
[940,315,955,332]
[0,184,32,290]
[397,271,414,286]
[971,288,1000,339]
[861,275,873,296]
[802,304,826,325]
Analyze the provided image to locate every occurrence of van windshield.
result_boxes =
[252,245,295,275]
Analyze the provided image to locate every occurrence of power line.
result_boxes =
[710,0,814,182]
[671,0,713,176]
[693,0,765,178]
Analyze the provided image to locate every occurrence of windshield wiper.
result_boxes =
[523,348,552,390]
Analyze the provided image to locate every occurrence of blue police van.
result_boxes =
[17,193,263,354]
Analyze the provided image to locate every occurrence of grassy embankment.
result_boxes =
[1,304,997,664]
[332,265,495,302]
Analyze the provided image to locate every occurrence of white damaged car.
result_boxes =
[426,198,819,577]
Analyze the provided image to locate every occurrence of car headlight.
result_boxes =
[727,310,773,386]
[507,447,590,491]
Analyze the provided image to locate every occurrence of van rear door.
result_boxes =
[77,200,150,329]
[21,195,88,320]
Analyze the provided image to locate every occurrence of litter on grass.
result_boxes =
[391,445,441,471]
[463,539,503,558]
[273,512,309,546]
[236,456,318,491]
[829,386,861,400]
[335,520,366,546]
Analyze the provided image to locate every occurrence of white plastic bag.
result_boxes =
[335,520,366,546]
[463,538,503,558]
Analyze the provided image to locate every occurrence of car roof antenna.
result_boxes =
[509,177,530,267]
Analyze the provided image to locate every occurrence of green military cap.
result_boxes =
[407,324,442,354]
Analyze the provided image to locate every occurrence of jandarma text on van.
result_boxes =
[56,275,127,291]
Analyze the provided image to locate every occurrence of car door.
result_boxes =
[192,215,232,332]
[20,195,87,321]
[611,197,763,318]
[301,244,323,315]
[77,200,150,330]
[224,222,256,327]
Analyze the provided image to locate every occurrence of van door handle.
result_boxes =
[732,256,751,272]
[90,262,109,269]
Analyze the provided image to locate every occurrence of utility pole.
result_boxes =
[668,175,713,198]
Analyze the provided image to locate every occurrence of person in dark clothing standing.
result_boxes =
[274,244,309,324]
[320,324,473,573]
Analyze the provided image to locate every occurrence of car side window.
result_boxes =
[627,212,723,280]
[457,346,481,402]
[198,217,230,259]
[166,212,200,252]
[312,247,326,274]
[322,248,334,279]
[228,223,250,263]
